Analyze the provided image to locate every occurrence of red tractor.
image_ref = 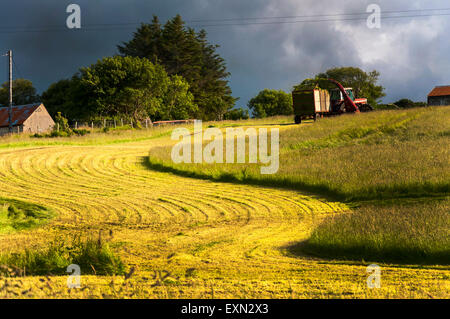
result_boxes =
[292,78,373,124]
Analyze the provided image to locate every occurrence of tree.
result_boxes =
[53,112,71,132]
[224,108,249,120]
[43,56,197,122]
[118,16,162,65]
[118,15,236,120]
[247,89,293,118]
[294,67,385,106]
[393,99,426,109]
[160,75,197,120]
[41,77,88,120]
[78,56,197,121]
[0,79,40,106]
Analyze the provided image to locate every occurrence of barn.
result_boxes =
[0,103,55,136]
[427,86,450,106]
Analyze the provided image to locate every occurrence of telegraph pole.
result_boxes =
[8,50,12,133]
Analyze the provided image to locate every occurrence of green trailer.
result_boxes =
[292,87,330,124]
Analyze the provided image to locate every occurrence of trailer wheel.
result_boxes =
[294,115,302,124]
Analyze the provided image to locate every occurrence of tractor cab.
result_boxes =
[330,88,355,102]
[330,88,355,112]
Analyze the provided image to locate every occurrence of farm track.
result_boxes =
[0,137,448,298]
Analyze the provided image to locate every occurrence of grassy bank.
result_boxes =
[148,107,450,201]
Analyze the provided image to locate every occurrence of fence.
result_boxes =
[1,119,196,137]
[64,119,196,131]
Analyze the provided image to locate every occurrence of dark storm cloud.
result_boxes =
[0,0,448,106]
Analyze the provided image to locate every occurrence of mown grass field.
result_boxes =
[0,108,448,298]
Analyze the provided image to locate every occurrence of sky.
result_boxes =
[0,0,449,107]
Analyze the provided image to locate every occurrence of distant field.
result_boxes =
[0,108,448,298]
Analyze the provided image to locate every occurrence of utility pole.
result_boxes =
[8,50,13,133]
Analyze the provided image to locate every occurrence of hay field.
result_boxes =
[0,112,448,298]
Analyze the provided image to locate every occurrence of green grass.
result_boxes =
[148,107,450,201]
[0,198,54,234]
[0,236,125,276]
[301,198,450,265]
[0,125,174,149]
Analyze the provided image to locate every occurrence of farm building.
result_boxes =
[427,86,450,106]
[0,103,55,136]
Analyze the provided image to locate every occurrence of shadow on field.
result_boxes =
[286,240,450,267]
[284,198,450,267]
[141,156,448,203]
[140,156,343,203]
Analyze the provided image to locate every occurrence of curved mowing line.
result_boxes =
[0,141,349,269]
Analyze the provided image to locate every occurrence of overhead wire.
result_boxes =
[0,7,448,33]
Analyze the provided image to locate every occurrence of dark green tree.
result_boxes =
[42,56,197,122]
[224,108,249,120]
[118,15,236,120]
[41,77,88,120]
[118,16,162,65]
[53,112,71,132]
[78,56,197,121]
[393,99,426,108]
[248,89,293,118]
[0,79,40,106]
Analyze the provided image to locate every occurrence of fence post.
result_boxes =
[57,123,60,132]
[75,122,78,130]
[114,119,116,129]
[91,122,94,131]
[17,126,20,134]
[145,119,148,129]
[131,119,133,129]
[121,118,124,127]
